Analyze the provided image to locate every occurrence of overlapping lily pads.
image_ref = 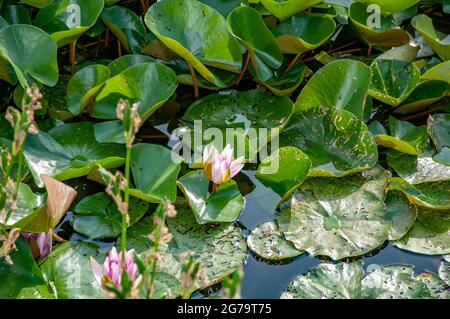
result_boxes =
[412,14,450,61]
[258,0,323,21]
[355,0,419,15]
[428,113,450,165]
[277,167,391,260]
[24,122,125,188]
[280,107,378,177]
[385,191,417,240]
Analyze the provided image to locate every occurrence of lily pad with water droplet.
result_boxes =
[277,167,391,260]
[247,221,303,260]
[280,107,378,177]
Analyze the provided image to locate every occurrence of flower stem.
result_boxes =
[211,183,218,192]
[147,208,166,298]
[4,145,24,225]
[121,146,132,256]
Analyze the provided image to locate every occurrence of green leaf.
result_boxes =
[397,80,450,114]
[273,15,336,55]
[412,14,450,61]
[0,24,58,87]
[107,54,155,76]
[355,0,419,15]
[257,61,307,96]
[20,0,51,8]
[227,6,283,81]
[374,117,428,155]
[416,272,450,299]
[129,144,181,203]
[389,178,450,209]
[368,60,421,106]
[277,167,391,260]
[145,0,242,86]
[386,191,417,240]
[92,62,177,121]
[259,0,323,21]
[24,122,125,188]
[0,237,49,299]
[393,207,450,255]
[280,107,378,177]
[428,113,450,165]
[177,170,245,224]
[3,183,43,227]
[422,61,450,84]
[387,150,450,184]
[40,242,105,298]
[247,221,303,260]
[66,64,111,115]
[256,146,311,201]
[294,59,371,118]
[281,262,364,299]
[101,5,149,53]
[197,0,241,16]
[34,0,104,47]
[72,192,149,239]
[439,260,450,285]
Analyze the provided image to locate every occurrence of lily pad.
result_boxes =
[277,167,391,260]
[355,0,419,15]
[368,60,421,106]
[92,62,177,121]
[412,14,450,61]
[259,0,323,21]
[273,15,336,55]
[397,80,450,114]
[40,241,105,298]
[281,262,364,299]
[258,61,307,96]
[227,6,283,81]
[393,207,450,255]
[177,170,245,224]
[374,117,428,155]
[0,24,58,87]
[349,3,410,48]
[439,260,450,285]
[387,150,450,184]
[129,144,181,203]
[24,122,125,188]
[389,178,450,209]
[167,206,247,285]
[416,271,450,298]
[294,59,371,119]
[66,64,111,115]
[72,192,149,239]
[422,60,450,84]
[385,191,417,240]
[34,0,104,47]
[107,54,155,76]
[256,146,311,201]
[145,0,242,86]
[247,221,303,260]
[428,113,450,165]
[280,107,378,177]
[3,183,43,227]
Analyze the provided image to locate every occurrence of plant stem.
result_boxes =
[4,146,24,225]
[121,146,132,256]
[284,53,301,74]
[236,53,251,86]
[70,42,76,75]
[147,208,166,298]
[187,63,199,99]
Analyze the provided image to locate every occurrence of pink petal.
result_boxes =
[89,257,104,286]
[229,157,245,177]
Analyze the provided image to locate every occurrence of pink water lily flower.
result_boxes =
[203,144,244,185]
[90,246,142,290]
[22,231,52,258]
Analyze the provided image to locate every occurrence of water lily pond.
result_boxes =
[0,0,449,300]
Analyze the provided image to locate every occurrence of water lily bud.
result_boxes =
[22,231,52,258]
[202,144,244,185]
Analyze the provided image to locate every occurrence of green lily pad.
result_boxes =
[227,6,283,81]
[167,206,247,285]
[355,0,419,15]
[349,3,410,48]
[439,260,450,285]
[3,183,43,227]
[281,262,364,299]
[387,150,450,184]
[277,167,391,260]
[374,116,428,156]
[129,144,181,203]
[294,59,371,118]
[177,170,245,224]
[368,60,421,106]
[20,0,51,8]
[247,221,303,260]
[361,265,433,298]
[0,24,58,87]
[259,0,323,21]
[273,15,336,55]
[389,178,450,209]
[393,207,450,255]
[256,146,311,201]
[412,14,450,61]
[72,192,149,239]
[145,0,242,86]
[0,237,49,299]
[422,61,450,84]
[428,113,450,165]
[107,54,155,76]
[198,0,241,16]
[66,64,111,115]
[101,5,149,53]
[24,122,125,188]
[92,62,177,121]
[258,61,307,96]
[280,107,378,177]
[40,242,104,298]
[416,271,450,298]
[34,0,104,47]
[397,80,450,114]
[385,191,417,240]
